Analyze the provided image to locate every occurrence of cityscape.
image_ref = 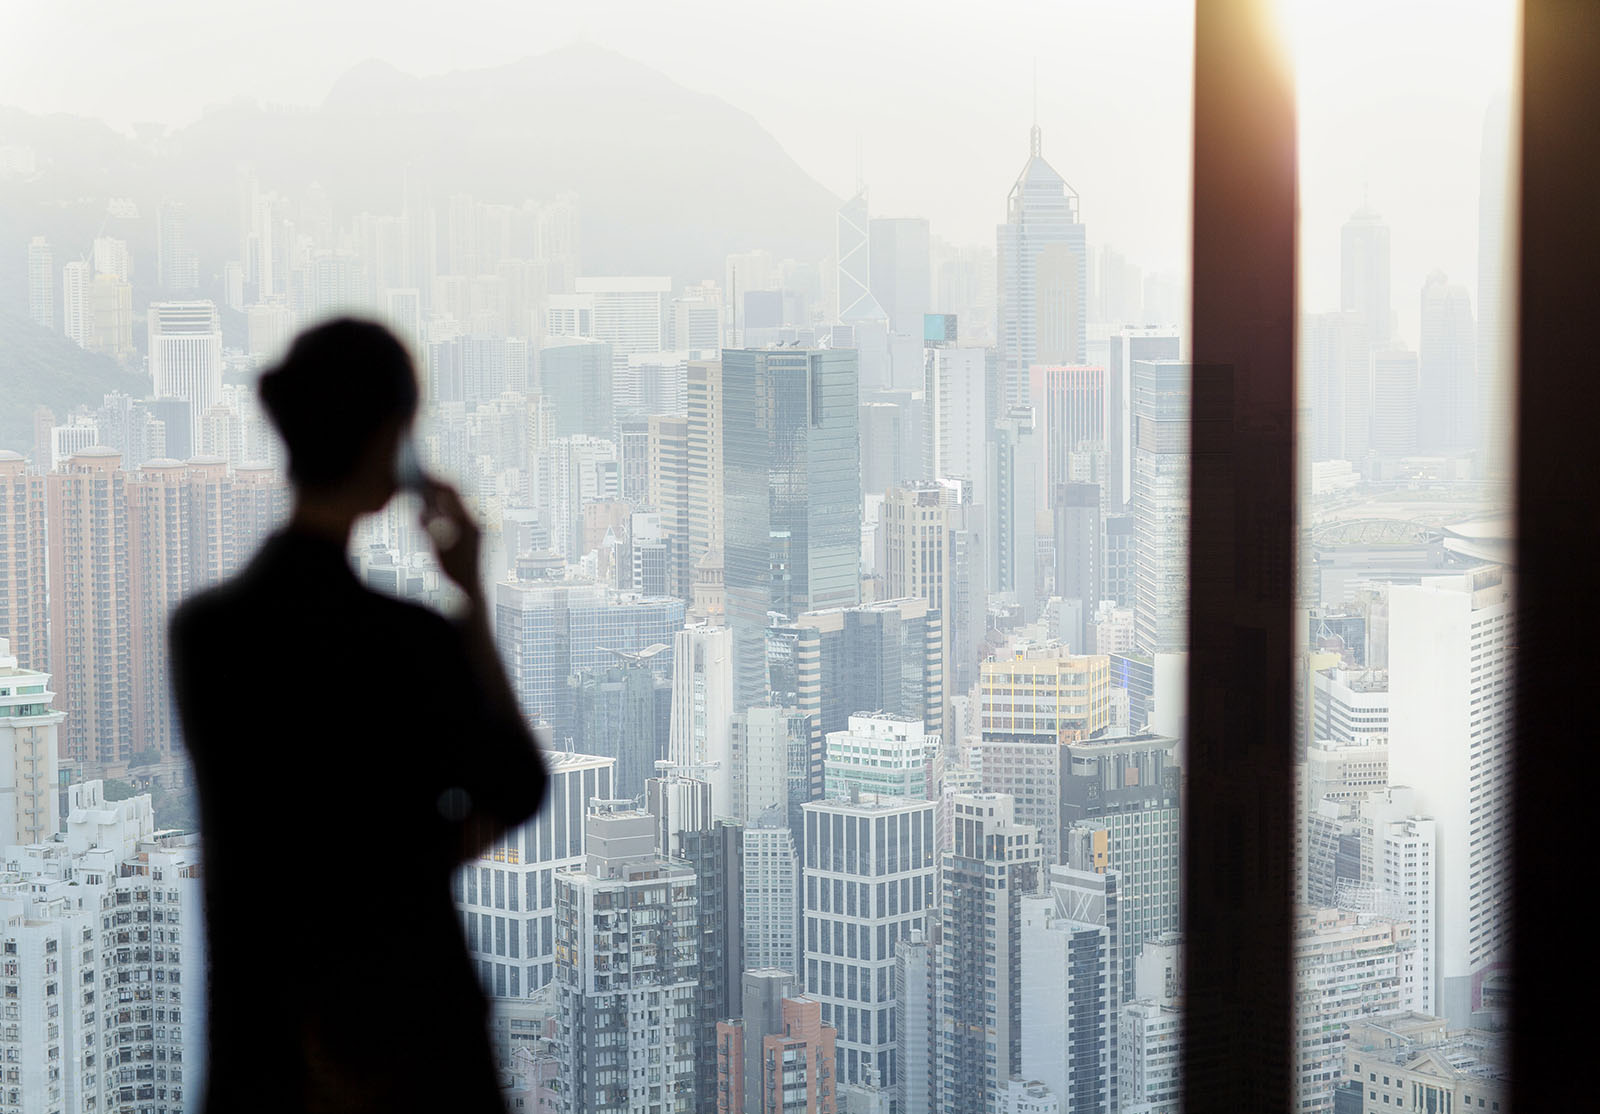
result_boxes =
[1,11,1513,1114]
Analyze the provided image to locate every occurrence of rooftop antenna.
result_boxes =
[855,132,865,197]
[1031,59,1041,157]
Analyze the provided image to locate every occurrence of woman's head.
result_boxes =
[258,318,419,507]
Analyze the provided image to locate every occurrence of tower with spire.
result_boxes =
[997,112,1086,413]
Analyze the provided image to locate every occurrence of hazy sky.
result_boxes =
[4,0,1514,346]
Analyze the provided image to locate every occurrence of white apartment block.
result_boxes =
[741,821,800,977]
[802,795,937,1092]
[999,1078,1061,1114]
[1118,1000,1181,1114]
[455,751,615,998]
[666,625,734,819]
[1312,667,1390,743]
[1386,569,1513,1026]
[148,302,223,444]
[1361,786,1438,1015]
[0,639,63,847]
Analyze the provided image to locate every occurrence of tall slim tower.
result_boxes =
[1418,272,1477,456]
[1131,359,1190,655]
[998,124,1087,409]
[0,452,49,672]
[47,447,133,771]
[685,359,724,571]
[722,348,861,710]
[1341,203,1393,347]
[26,236,53,328]
[157,201,201,292]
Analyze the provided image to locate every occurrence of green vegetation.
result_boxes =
[0,308,146,452]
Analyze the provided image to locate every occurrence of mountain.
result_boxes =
[0,309,147,453]
[8,44,837,290]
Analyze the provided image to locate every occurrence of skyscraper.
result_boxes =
[571,656,671,801]
[922,344,990,494]
[802,794,937,1092]
[47,447,132,771]
[1130,359,1190,655]
[1386,569,1513,1025]
[538,338,614,439]
[881,481,986,695]
[1054,481,1101,652]
[938,793,1042,1114]
[149,301,224,442]
[824,713,938,801]
[647,414,691,600]
[722,348,861,709]
[157,200,201,291]
[667,624,735,816]
[0,452,48,673]
[685,359,724,573]
[1369,346,1419,459]
[990,404,1044,618]
[1418,272,1476,456]
[743,816,802,976]
[26,236,52,328]
[868,217,932,338]
[998,124,1087,408]
[1039,364,1106,497]
[1105,329,1179,510]
[62,259,93,348]
[836,190,888,326]
[1341,203,1393,348]
[1300,311,1370,463]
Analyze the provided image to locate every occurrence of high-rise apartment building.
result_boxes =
[0,638,63,845]
[0,452,48,672]
[646,414,691,600]
[1118,1000,1182,1114]
[26,236,53,328]
[715,971,838,1114]
[685,359,724,573]
[62,259,93,348]
[998,125,1087,408]
[979,733,1065,864]
[881,481,985,696]
[742,817,801,976]
[456,751,615,997]
[149,302,224,442]
[1130,358,1190,654]
[1021,865,1121,1114]
[892,927,936,1114]
[554,808,699,1114]
[732,706,813,832]
[922,345,991,495]
[938,793,1042,1114]
[824,713,937,801]
[88,274,135,363]
[1418,272,1476,456]
[1361,785,1438,1016]
[157,201,200,292]
[47,447,132,770]
[671,817,746,1112]
[723,348,861,709]
[1387,569,1512,1026]
[801,794,937,1092]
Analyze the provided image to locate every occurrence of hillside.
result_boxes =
[0,309,147,453]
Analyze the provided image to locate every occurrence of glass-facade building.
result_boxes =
[723,347,862,710]
[1130,359,1191,655]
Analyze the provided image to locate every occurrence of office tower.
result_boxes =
[998,123,1087,408]
[801,795,937,1091]
[1060,733,1181,1001]
[644,772,714,858]
[881,481,986,693]
[571,276,671,368]
[1386,569,1512,1025]
[647,414,691,600]
[47,448,132,771]
[618,353,688,428]
[1342,203,1393,346]
[1292,910,1415,1112]
[157,201,200,291]
[723,348,861,709]
[0,453,48,672]
[859,392,923,500]
[618,422,651,508]
[493,575,684,746]
[1106,329,1180,510]
[1477,93,1512,479]
[1037,364,1106,497]
[1418,273,1476,456]
[0,638,63,845]
[980,642,1111,739]
[546,435,620,559]
[990,404,1044,617]
[685,359,724,572]
[938,793,1041,1114]
[668,282,723,352]
[149,301,224,441]
[554,808,699,1114]
[1333,1013,1507,1114]
[782,597,944,792]
[733,706,813,832]
[539,338,615,439]
[824,713,937,801]
[979,734,1064,864]
[1311,666,1390,744]
[1369,346,1419,459]
[1130,359,1190,654]
[836,189,888,326]
[892,927,936,1114]
[868,217,931,339]
[673,817,746,1112]
[1021,865,1121,1114]
[88,273,135,363]
[1301,311,1373,464]
[1303,736,1389,812]
[1054,481,1102,652]
[667,624,735,816]
[572,656,672,802]
[743,816,801,975]
[26,236,52,328]
[922,344,990,493]
[1360,786,1438,1015]
[456,751,615,997]
[62,259,93,347]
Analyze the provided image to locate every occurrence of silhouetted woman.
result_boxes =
[171,319,547,1114]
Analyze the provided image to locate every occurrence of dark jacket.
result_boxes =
[171,529,547,1114]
